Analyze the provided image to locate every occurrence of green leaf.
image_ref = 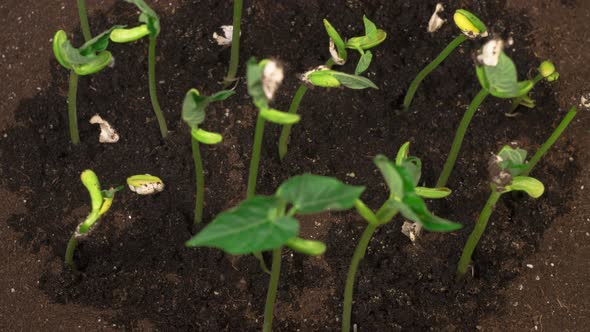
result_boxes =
[79,26,123,55]
[395,142,411,166]
[497,145,528,176]
[191,128,223,145]
[126,0,160,37]
[477,52,529,99]
[323,19,347,62]
[276,174,365,215]
[389,195,462,232]
[415,187,452,199]
[110,25,150,43]
[505,176,545,198]
[402,157,422,186]
[186,196,299,254]
[286,237,326,256]
[354,199,379,225]
[182,89,235,129]
[355,51,373,75]
[346,16,387,51]
[330,71,378,89]
[72,51,113,76]
[259,108,301,125]
[374,155,404,198]
[306,69,342,88]
[52,30,72,69]
[247,58,269,109]
[363,15,378,37]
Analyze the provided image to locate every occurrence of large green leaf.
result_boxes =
[389,194,462,232]
[374,155,404,199]
[182,89,235,129]
[186,196,299,254]
[477,52,529,99]
[126,0,160,37]
[346,16,387,50]
[276,174,365,215]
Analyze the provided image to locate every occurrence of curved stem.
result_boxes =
[223,0,243,87]
[77,0,92,42]
[403,34,467,111]
[277,58,335,160]
[436,88,489,188]
[523,107,577,176]
[68,71,80,145]
[263,247,282,332]
[192,137,204,226]
[342,222,379,332]
[456,189,502,279]
[148,37,169,139]
[65,234,79,272]
[247,114,265,199]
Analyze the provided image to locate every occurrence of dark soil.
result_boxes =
[0,0,583,331]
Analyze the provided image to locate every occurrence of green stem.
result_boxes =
[342,222,379,332]
[523,107,577,176]
[77,0,92,42]
[456,189,502,279]
[192,137,204,225]
[277,58,335,160]
[403,34,467,111]
[223,0,243,87]
[436,88,489,188]
[247,114,265,199]
[68,71,80,145]
[148,37,169,139]
[65,234,79,272]
[263,247,282,332]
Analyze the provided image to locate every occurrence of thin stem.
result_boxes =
[192,137,204,226]
[247,114,265,199]
[148,37,169,139]
[277,58,335,160]
[456,189,502,279]
[223,0,243,87]
[77,0,92,42]
[523,107,577,176]
[403,34,467,111]
[263,247,282,332]
[436,88,489,188]
[65,234,79,272]
[68,71,80,145]
[342,222,379,332]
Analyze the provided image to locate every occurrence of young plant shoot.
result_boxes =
[342,142,462,332]
[403,9,488,111]
[65,170,122,272]
[506,60,559,115]
[223,0,243,86]
[186,174,365,332]
[110,0,168,139]
[278,16,385,160]
[456,146,544,279]
[182,88,235,226]
[436,41,534,188]
[53,27,120,144]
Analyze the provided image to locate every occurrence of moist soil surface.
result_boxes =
[0,0,587,331]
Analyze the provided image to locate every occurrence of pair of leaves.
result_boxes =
[393,142,449,199]
[182,89,235,144]
[497,145,528,176]
[374,154,461,231]
[345,16,387,51]
[476,52,533,99]
[125,0,160,38]
[186,175,365,254]
[306,69,378,89]
[78,170,122,234]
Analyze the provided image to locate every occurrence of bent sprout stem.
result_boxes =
[65,235,79,272]
[247,114,266,198]
[278,58,335,160]
[224,0,243,87]
[403,34,467,111]
[148,37,169,139]
[192,137,205,225]
[263,247,282,332]
[68,71,81,145]
[436,88,489,188]
[77,0,92,42]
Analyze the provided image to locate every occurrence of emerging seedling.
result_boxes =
[278,16,386,160]
[182,88,235,226]
[127,174,165,195]
[342,142,462,332]
[186,174,365,332]
[222,0,243,86]
[65,170,122,272]
[53,27,120,144]
[110,0,168,139]
[403,9,488,111]
[506,60,559,116]
[436,41,534,188]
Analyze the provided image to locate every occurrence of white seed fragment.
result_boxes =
[213,25,234,46]
[401,221,422,242]
[427,3,446,33]
[262,60,284,100]
[128,181,165,195]
[526,264,534,269]
[329,39,346,65]
[89,114,119,143]
[477,39,504,67]
[581,93,590,109]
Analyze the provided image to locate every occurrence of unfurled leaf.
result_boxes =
[182,89,235,128]
[330,71,378,89]
[374,155,404,199]
[276,174,365,215]
[402,157,422,186]
[186,196,299,254]
[286,237,326,256]
[363,15,378,37]
[389,194,462,232]
[504,176,544,198]
[346,16,387,51]
[355,51,373,75]
[476,52,531,99]
[415,187,452,199]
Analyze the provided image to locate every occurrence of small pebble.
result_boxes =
[535,275,540,281]
[10,288,15,293]
[526,264,533,269]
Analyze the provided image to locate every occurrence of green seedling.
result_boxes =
[456,146,544,279]
[77,0,92,42]
[186,174,365,332]
[182,88,235,226]
[65,170,123,272]
[53,27,121,144]
[436,44,534,188]
[506,60,559,115]
[278,15,386,160]
[223,0,243,86]
[342,142,462,332]
[403,9,488,111]
[110,0,168,139]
